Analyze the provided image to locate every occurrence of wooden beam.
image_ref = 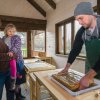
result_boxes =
[0,15,47,30]
[45,0,56,9]
[27,0,46,17]
[97,0,100,14]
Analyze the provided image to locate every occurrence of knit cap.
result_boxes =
[74,2,94,17]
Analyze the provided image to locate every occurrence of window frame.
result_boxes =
[55,6,97,58]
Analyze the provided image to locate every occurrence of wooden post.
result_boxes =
[27,30,32,58]
[97,0,100,14]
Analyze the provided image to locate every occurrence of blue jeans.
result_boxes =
[17,60,24,74]
[0,70,14,100]
[16,60,26,85]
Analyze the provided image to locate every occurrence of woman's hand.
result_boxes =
[7,52,14,57]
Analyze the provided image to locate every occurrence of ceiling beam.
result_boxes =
[0,15,47,30]
[45,0,56,9]
[27,0,46,17]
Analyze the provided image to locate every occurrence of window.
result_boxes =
[65,23,71,54]
[56,17,86,58]
[0,31,27,58]
[74,20,86,56]
[17,32,27,58]
[56,6,97,57]
[32,30,45,52]
[0,31,4,37]
[58,25,64,54]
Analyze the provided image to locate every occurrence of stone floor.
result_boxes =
[2,84,30,100]
[2,84,53,100]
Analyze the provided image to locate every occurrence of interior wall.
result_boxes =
[0,0,45,19]
[46,0,97,73]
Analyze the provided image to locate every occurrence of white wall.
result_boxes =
[0,0,45,19]
[46,0,97,73]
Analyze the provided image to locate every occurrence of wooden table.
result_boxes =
[32,69,100,100]
[24,61,56,100]
[24,61,55,73]
[24,58,40,64]
[34,56,52,64]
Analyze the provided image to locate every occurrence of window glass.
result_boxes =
[65,23,71,54]
[58,25,64,53]
[32,30,45,52]
[74,20,86,56]
[17,32,27,57]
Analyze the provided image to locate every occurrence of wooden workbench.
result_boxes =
[24,61,56,100]
[31,69,100,100]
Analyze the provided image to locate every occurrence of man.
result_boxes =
[59,2,100,90]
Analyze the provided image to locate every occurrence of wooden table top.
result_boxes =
[24,61,56,72]
[33,69,100,100]
[24,58,40,64]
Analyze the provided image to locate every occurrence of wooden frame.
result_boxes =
[55,16,74,55]
[0,15,47,30]
[97,0,100,14]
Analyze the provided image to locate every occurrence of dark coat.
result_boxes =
[0,38,13,72]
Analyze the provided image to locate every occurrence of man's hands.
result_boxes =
[58,64,96,90]
[79,69,97,90]
[58,63,71,75]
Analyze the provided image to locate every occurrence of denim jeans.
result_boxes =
[0,70,14,100]
[16,60,26,85]
[17,60,24,74]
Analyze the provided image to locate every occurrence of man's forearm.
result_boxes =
[65,63,71,69]
[86,69,97,79]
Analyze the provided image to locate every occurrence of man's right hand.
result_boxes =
[58,63,71,75]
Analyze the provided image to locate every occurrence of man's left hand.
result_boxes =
[79,69,97,90]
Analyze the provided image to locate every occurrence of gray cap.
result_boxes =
[74,2,94,17]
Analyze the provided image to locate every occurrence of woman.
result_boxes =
[0,37,15,100]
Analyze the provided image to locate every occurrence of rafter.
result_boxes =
[0,15,47,30]
[45,0,56,9]
[27,0,46,17]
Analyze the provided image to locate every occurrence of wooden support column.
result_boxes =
[27,30,32,58]
[97,0,100,14]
